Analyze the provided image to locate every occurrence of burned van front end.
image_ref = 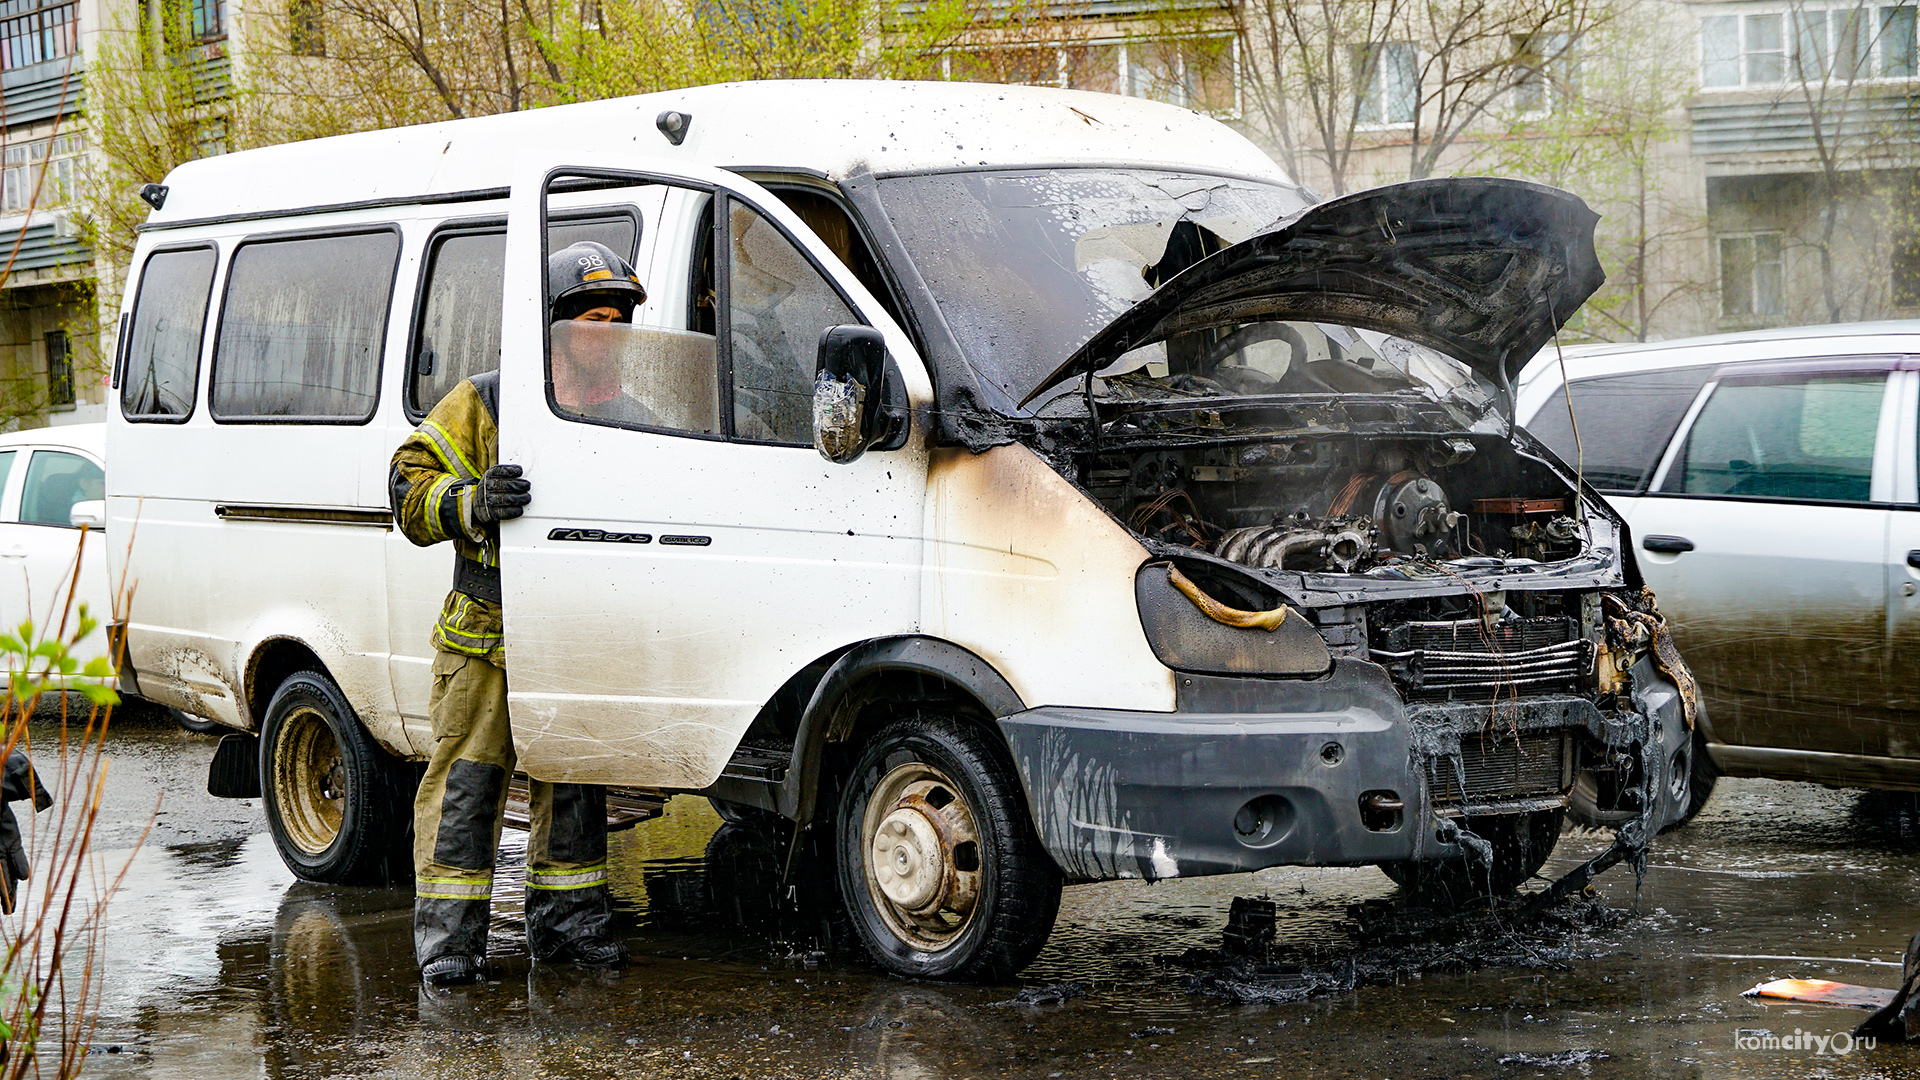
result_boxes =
[874,173,1698,891]
[1000,408,1699,885]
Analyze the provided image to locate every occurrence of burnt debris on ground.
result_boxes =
[1176,889,1632,1006]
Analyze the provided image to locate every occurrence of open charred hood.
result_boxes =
[1023,178,1605,407]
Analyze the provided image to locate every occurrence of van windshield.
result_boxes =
[873,168,1486,418]
[872,169,1303,410]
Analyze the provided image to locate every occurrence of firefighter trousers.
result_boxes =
[413,649,616,967]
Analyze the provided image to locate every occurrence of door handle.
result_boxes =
[0,547,24,559]
[1642,535,1695,553]
[1908,550,1920,570]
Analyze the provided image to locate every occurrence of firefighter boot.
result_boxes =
[525,780,627,967]
[416,897,490,985]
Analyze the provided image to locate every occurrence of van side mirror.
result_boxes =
[69,500,104,530]
[813,325,901,465]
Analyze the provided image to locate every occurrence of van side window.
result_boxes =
[550,186,719,435]
[412,231,505,417]
[121,246,217,421]
[771,187,904,330]
[1665,372,1884,503]
[409,215,640,418]
[1524,367,1712,493]
[212,230,400,422]
[727,200,858,445]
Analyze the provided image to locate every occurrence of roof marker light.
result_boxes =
[656,111,691,146]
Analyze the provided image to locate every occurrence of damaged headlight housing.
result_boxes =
[1134,561,1332,677]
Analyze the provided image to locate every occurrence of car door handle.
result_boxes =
[1642,535,1695,553]
[0,547,24,559]
[1908,549,1920,570]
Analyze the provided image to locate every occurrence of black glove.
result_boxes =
[0,750,50,915]
[473,463,531,523]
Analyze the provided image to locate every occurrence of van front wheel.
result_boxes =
[260,671,416,885]
[835,715,1061,980]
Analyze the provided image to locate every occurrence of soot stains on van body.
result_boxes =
[899,177,1699,881]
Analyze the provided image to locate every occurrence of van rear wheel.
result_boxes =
[260,671,416,885]
[835,714,1061,980]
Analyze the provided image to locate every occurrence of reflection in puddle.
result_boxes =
[52,781,1920,1079]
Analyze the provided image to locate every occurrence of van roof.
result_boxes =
[151,81,1291,227]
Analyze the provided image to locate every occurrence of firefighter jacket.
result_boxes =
[390,372,506,666]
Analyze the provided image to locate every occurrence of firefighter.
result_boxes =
[390,240,647,986]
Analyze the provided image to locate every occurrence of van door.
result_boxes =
[495,156,930,789]
[1634,362,1897,756]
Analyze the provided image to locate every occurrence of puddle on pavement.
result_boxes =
[40,778,1920,1079]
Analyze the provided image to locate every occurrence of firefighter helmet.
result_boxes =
[548,241,647,322]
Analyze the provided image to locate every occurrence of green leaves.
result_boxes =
[0,610,120,709]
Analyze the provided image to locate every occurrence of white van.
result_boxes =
[109,80,1694,979]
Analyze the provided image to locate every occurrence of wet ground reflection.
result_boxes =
[43,723,1920,1079]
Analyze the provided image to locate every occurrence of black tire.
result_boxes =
[259,671,416,885]
[1660,729,1718,834]
[708,796,784,830]
[835,714,1061,980]
[1379,809,1564,904]
[172,706,225,735]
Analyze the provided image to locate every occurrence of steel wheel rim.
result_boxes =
[861,759,984,953]
[273,706,346,856]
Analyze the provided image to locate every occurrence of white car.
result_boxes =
[0,423,204,728]
[0,424,113,679]
[1517,321,1920,808]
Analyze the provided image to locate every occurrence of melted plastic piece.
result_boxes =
[813,370,865,464]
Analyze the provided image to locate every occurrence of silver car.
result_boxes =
[1516,322,1920,814]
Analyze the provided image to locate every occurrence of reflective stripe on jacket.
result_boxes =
[390,375,505,665]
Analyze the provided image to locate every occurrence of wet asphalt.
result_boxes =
[22,708,1920,1080]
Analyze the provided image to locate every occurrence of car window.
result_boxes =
[212,230,400,422]
[121,246,217,422]
[1525,366,1714,493]
[409,214,639,419]
[0,451,18,519]
[20,451,103,527]
[1666,373,1884,502]
[550,184,720,436]
[727,198,859,445]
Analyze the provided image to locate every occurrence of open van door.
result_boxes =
[495,154,930,789]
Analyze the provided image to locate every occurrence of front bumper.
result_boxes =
[997,658,1691,883]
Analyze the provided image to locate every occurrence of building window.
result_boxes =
[289,0,324,55]
[44,329,71,407]
[1703,4,1916,87]
[1510,32,1572,115]
[1,133,79,213]
[0,0,75,70]
[1720,232,1785,317]
[1884,4,1917,76]
[1894,232,1920,306]
[1352,41,1417,125]
[190,0,223,39]
[943,35,1239,118]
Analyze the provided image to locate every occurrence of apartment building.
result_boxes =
[1688,0,1920,328]
[0,0,96,424]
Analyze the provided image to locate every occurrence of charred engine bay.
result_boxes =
[1037,394,1672,835]
[1067,399,1595,586]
